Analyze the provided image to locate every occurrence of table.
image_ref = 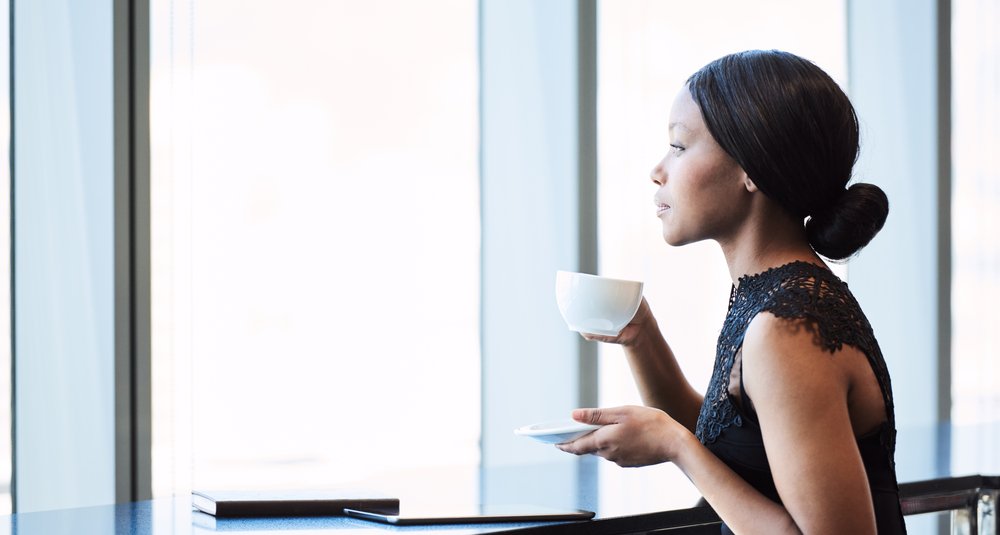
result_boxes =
[5,476,999,534]
[4,498,727,535]
[0,457,717,535]
[3,458,998,534]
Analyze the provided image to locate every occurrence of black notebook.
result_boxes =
[344,504,595,525]
[191,490,399,518]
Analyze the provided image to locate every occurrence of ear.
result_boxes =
[743,174,759,193]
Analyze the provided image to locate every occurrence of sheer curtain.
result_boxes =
[0,0,9,515]
[149,0,480,501]
[951,0,1000,475]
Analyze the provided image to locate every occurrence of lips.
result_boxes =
[654,199,671,216]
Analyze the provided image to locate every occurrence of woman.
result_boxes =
[556,50,906,534]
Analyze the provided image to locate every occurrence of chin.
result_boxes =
[661,227,702,248]
[661,232,690,247]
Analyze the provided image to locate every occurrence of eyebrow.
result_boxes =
[669,122,691,134]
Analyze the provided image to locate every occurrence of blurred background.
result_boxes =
[2,1,997,534]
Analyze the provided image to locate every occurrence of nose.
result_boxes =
[650,158,666,186]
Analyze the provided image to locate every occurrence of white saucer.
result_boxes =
[513,419,603,444]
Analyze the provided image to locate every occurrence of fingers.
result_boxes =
[572,408,598,425]
[556,405,675,468]
[572,407,624,425]
[581,333,618,343]
[555,432,602,456]
[556,430,624,465]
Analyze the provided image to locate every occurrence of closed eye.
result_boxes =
[670,143,685,153]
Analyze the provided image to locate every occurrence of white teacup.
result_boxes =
[555,271,644,336]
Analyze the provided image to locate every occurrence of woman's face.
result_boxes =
[651,87,751,246]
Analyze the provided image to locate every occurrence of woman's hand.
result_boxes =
[580,297,655,347]
[555,405,690,467]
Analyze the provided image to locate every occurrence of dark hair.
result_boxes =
[686,50,888,261]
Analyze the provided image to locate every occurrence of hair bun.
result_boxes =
[806,183,889,261]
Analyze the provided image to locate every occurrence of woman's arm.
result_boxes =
[561,311,879,534]
[559,406,802,534]
[584,297,703,432]
[738,312,878,534]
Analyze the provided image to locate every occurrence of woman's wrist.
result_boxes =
[663,421,699,465]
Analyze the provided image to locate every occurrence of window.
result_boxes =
[951,0,1000,474]
[150,0,479,500]
[596,0,847,511]
[0,0,9,515]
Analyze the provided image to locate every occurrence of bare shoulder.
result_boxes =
[742,312,849,400]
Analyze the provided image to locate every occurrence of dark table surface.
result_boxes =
[1,456,715,535]
[4,419,998,534]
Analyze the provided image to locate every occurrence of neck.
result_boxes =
[716,203,826,285]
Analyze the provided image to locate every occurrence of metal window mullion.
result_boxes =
[114,0,151,503]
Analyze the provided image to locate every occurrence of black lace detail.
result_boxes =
[694,261,898,471]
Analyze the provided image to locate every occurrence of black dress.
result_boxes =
[694,261,906,534]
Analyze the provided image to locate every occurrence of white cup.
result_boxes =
[555,270,644,336]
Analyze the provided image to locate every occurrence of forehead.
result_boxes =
[669,86,704,134]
